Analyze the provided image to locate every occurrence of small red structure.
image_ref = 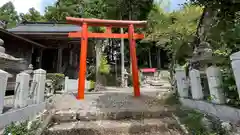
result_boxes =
[66,17,147,100]
[141,68,157,73]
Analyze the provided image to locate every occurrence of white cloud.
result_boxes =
[0,0,42,14]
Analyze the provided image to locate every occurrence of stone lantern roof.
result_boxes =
[0,38,23,61]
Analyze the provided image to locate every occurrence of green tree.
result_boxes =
[145,4,203,64]
[44,0,84,22]
[103,0,153,20]
[20,8,45,22]
[190,0,240,106]
[143,3,203,80]
[0,2,19,28]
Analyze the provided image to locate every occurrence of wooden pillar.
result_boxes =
[39,49,43,68]
[69,49,73,65]
[57,48,63,73]
[128,24,140,97]
[78,23,88,100]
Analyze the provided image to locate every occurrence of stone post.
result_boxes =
[175,67,189,98]
[32,69,46,104]
[231,52,240,99]
[206,66,225,104]
[124,69,129,87]
[0,70,8,113]
[64,76,69,93]
[189,69,204,99]
[14,72,30,108]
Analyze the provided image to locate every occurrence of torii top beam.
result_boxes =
[66,17,147,28]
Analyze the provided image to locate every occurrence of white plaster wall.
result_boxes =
[64,77,91,93]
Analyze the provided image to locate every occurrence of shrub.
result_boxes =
[4,120,41,135]
[90,80,95,89]
[99,55,110,75]
[46,73,65,91]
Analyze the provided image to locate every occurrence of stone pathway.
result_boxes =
[44,87,184,135]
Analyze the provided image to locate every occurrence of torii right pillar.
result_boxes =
[128,24,140,97]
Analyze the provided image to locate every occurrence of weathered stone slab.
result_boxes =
[215,105,239,122]
[47,118,179,135]
[180,98,240,123]
[53,110,77,122]
[179,98,196,109]
[0,102,46,128]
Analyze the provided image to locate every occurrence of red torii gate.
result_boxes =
[66,17,147,100]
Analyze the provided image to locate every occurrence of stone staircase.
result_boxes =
[44,89,183,135]
[46,118,181,135]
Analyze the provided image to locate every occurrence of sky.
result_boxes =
[0,0,186,14]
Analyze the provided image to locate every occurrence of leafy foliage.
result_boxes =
[46,73,65,91]
[44,0,84,22]
[20,8,45,22]
[145,4,203,64]
[0,2,19,28]
[102,0,153,20]
[176,108,228,135]
[99,55,110,75]
[4,120,41,135]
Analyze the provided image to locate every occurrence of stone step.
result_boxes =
[46,118,183,135]
[52,107,176,123]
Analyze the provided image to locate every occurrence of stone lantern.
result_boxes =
[190,42,213,70]
[0,38,26,77]
[123,68,129,87]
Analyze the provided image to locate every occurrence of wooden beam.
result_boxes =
[66,17,147,28]
[68,32,144,39]
[0,29,47,48]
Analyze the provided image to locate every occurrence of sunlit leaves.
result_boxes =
[144,4,203,62]
[0,2,19,28]
[44,0,84,21]
[20,8,45,22]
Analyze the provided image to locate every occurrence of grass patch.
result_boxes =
[4,120,41,135]
[175,108,228,135]
[164,92,180,105]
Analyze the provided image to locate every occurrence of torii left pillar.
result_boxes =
[67,17,146,100]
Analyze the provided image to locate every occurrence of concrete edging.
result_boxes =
[180,98,240,123]
[0,102,46,128]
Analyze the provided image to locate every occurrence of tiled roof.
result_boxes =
[8,22,80,33]
[0,28,47,48]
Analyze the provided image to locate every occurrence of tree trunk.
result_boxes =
[120,28,125,87]
[94,39,104,91]
[157,48,161,69]
[148,48,152,68]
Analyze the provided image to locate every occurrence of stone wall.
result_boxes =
[0,68,47,128]
[175,51,240,123]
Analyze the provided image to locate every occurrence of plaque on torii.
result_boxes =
[66,17,146,100]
